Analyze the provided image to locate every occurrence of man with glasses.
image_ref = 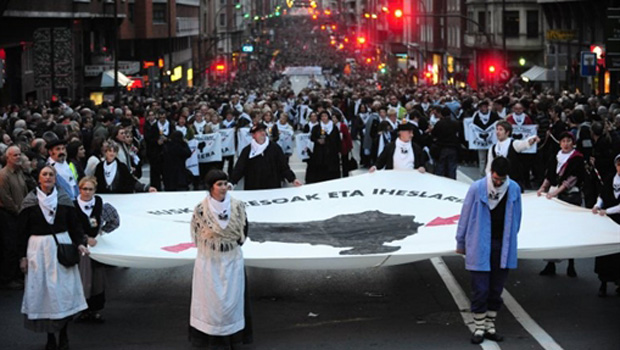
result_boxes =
[456,157,522,344]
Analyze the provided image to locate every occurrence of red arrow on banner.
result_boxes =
[161,242,196,253]
[426,215,460,227]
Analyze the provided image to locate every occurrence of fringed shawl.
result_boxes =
[191,197,246,255]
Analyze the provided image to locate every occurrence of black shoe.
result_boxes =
[539,263,556,276]
[484,332,504,342]
[567,266,577,278]
[598,282,607,297]
[471,332,484,344]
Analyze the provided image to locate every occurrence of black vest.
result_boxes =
[74,196,103,238]
[491,140,522,182]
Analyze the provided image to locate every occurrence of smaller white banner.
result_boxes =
[195,134,222,163]
[185,139,199,176]
[295,133,312,160]
[511,125,538,154]
[464,118,497,150]
[237,127,252,156]
[219,129,236,157]
[278,129,295,155]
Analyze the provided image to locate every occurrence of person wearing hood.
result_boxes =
[456,157,522,345]
[229,124,301,190]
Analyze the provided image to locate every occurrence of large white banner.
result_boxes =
[464,118,498,150]
[277,129,295,155]
[185,139,199,176]
[219,129,236,157]
[195,133,222,163]
[295,132,312,160]
[237,127,252,156]
[512,125,538,154]
[92,172,620,269]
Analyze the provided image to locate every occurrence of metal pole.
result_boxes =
[114,0,120,103]
[554,43,560,92]
[502,0,506,68]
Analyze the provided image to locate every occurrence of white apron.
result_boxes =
[190,247,245,336]
[22,232,88,320]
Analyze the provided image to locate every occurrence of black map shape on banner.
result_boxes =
[249,211,424,255]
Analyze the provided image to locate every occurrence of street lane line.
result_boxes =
[450,169,564,350]
[430,257,501,350]
[502,290,564,350]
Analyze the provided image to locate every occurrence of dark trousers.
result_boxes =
[0,209,21,284]
[470,239,509,313]
[148,156,164,191]
[435,147,458,180]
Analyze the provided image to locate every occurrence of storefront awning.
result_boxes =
[101,70,132,87]
[521,66,550,82]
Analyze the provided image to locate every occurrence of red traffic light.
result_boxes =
[394,9,403,18]
[424,71,432,79]
[488,65,496,73]
[357,36,366,44]
[215,64,226,71]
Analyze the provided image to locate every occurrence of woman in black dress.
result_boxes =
[307,110,342,183]
[591,154,620,296]
[94,141,156,194]
[75,176,120,322]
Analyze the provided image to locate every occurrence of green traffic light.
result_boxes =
[244,13,250,18]
[235,4,242,9]
[519,58,526,66]
[254,16,260,21]
[275,11,281,16]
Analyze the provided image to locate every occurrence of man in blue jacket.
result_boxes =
[456,156,522,344]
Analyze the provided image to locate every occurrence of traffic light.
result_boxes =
[394,9,403,18]
[488,65,496,73]
[357,36,366,45]
[215,64,226,72]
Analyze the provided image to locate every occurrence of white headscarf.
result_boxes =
[393,138,414,170]
[556,149,575,174]
[103,160,118,186]
[249,137,269,159]
[477,111,491,125]
[486,173,510,210]
[320,120,334,134]
[175,125,187,137]
[207,192,232,229]
[512,113,526,125]
[77,196,96,217]
[157,119,170,135]
[37,186,58,225]
[193,120,207,134]
[494,138,511,157]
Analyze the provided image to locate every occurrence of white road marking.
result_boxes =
[430,257,502,350]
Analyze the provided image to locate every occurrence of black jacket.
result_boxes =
[94,158,149,194]
[376,140,425,170]
[162,140,192,191]
[230,142,297,190]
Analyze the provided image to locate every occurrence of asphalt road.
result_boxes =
[1,256,619,350]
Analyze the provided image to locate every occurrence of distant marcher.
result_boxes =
[162,131,192,191]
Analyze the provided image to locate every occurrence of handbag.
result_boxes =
[51,231,81,267]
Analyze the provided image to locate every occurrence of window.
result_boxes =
[526,10,539,38]
[219,13,226,27]
[153,3,166,24]
[128,3,134,22]
[478,11,486,33]
[504,11,520,38]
